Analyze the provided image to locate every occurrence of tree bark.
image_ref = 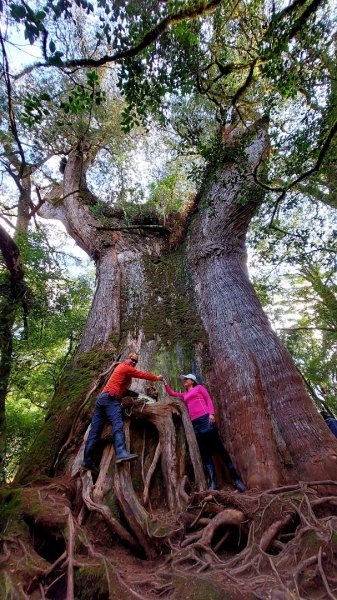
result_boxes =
[187,123,337,488]
[17,139,209,483]
[15,169,32,234]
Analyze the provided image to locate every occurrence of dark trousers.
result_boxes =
[193,416,238,480]
[83,392,123,463]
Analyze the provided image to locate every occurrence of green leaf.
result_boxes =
[10,4,26,20]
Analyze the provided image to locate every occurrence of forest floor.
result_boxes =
[1,477,337,600]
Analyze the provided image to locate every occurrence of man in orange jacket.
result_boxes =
[82,352,164,474]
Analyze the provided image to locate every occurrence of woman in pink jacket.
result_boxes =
[164,374,245,492]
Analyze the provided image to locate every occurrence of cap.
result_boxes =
[180,373,197,383]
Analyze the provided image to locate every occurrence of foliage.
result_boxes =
[20,71,106,127]
[249,197,337,415]
[0,229,93,478]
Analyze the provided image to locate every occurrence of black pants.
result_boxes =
[193,416,238,480]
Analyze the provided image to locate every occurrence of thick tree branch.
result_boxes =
[29,186,46,218]
[250,118,337,225]
[16,0,222,77]
[287,0,323,41]
[231,59,257,106]
[0,215,15,230]
[93,224,170,233]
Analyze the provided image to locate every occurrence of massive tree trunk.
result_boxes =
[187,123,337,489]
[16,139,210,485]
[5,124,337,600]
[16,125,337,487]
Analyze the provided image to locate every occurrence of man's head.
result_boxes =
[320,410,331,421]
[126,352,139,366]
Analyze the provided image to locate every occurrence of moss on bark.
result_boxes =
[74,563,131,600]
[141,247,206,348]
[118,243,211,391]
[0,487,23,534]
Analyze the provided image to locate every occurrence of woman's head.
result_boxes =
[180,373,197,390]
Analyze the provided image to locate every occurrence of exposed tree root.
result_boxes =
[2,399,337,599]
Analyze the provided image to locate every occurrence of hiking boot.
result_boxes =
[113,431,138,464]
[204,460,218,490]
[81,461,99,476]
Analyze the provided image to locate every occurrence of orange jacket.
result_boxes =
[102,361,159,398]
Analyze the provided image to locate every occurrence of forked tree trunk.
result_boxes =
[16,124,337,491]
[16,142,210,486]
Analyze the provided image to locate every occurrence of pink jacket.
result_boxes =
[165,383,215,421]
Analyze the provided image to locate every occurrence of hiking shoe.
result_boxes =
[113,431,139,464]
[81,462,99,476]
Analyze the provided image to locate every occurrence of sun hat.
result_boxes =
[179,373,197,382]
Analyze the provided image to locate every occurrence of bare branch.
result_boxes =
[0,30,26,176]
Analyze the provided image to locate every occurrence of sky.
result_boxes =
[1,22,93,269]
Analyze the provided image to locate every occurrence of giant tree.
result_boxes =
[1,0,337,598]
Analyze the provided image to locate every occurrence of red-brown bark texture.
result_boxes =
[187,123,337,489]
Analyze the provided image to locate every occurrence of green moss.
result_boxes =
[170,573,234,600]
[141,248,201,346]
[0,487,23,534]
[119,245,210,384]
[146,516,169,538]
[74,565,109,600]
[0,571,19,600]
[304,530,321,550]
[331,530,337,546]
[74,563,130,600]
[105,494,121,520]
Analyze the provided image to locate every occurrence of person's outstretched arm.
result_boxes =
[164,381,185,399]
[127,365,163,381]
